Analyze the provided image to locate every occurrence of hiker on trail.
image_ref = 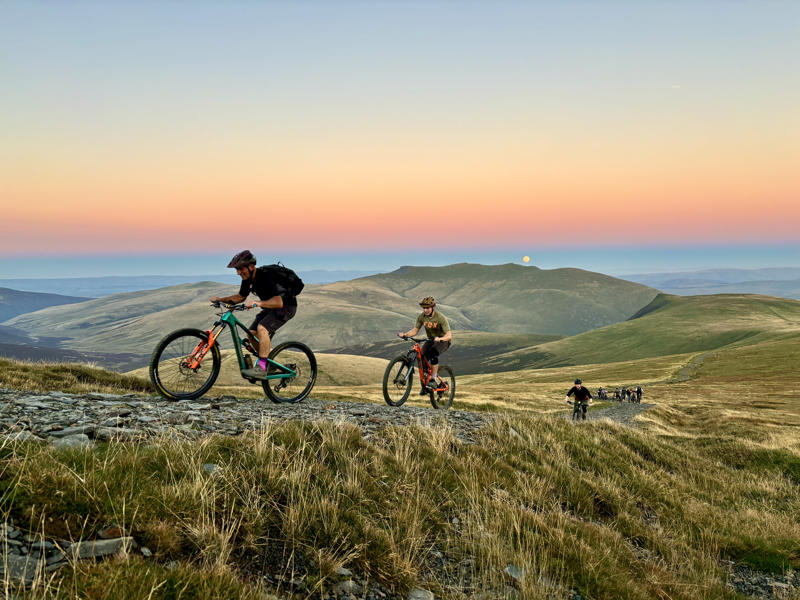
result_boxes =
[636,385,643,403]
[565,378,593,421]
[614,388,621,401]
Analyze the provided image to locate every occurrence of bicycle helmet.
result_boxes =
[419,296,436,308]
[574,378,582,385]
[227,250,256,268]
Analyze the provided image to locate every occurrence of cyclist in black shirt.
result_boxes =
[210,250,298,379]
[565,378,593,421]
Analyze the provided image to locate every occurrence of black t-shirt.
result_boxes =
[567,386,593,403]
[238,266,297,307]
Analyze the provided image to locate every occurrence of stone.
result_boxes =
[49,426,95,438]
[407,589,434,600]
[3,430,43,443]
[68,536,135,559]
[53,434,93,449]
[335,566,353,577]
[0,553,42,584]
[98,525,125,539]
[333,579,361,594]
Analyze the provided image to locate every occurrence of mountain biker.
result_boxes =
[636,385,643,403]
[209,250,298,379]
[565,378,593,421]
[398,296,452,392]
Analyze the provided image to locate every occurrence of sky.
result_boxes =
[1,2,799,277]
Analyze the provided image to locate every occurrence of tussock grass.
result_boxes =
[0,358,152,395]
[1,407,798,599]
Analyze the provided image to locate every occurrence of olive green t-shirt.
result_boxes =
[415,310,450,339]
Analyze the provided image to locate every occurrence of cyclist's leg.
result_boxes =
[424,340,450,383]
[246,306,297,372]
[421,340,437,383]
[581,402,588,420]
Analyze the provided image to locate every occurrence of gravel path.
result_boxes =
[0,388,490,446]
[562,401,655,427]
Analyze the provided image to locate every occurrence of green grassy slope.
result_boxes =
[487,293,800,370]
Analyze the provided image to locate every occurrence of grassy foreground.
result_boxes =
[1,344,799,599]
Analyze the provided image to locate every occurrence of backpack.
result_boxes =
[260,263,304,297]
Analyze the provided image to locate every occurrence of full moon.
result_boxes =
[522,256,530,263]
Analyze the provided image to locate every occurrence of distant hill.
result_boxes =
[0,270,382,298]
[5,264,657,356]
[0,287,90,321]
[621,268,800,299]
[0,325,36,345]
[0,342,148,371]
[485,293,800,370]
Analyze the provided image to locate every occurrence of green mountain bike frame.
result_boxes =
[194,304,296,380]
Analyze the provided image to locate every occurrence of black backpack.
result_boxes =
[260,263,304,297]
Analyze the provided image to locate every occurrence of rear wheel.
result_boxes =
[149,328,221,400]
[429,365,455,409]
[262,341,317,403]
[382,356,414,407]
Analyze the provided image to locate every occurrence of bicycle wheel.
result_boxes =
[149,328,221,401]
[382,356,414,407]
[429,365,455,409]
[262,341,317,404]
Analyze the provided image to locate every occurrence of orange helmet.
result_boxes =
[419,296,436,308]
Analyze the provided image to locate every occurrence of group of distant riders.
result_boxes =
[211,250,644,412]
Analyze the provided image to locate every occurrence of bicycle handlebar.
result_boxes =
[399,335,428,343]
[211,301,249,312]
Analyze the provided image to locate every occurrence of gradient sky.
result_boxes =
[1,2,799,274]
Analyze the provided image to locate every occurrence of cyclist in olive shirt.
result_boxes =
[565,378,593,421]
[398,296,452,391]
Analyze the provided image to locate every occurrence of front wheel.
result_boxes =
[382,356,414,407]
[149,328,221,401]
[429,365,455,409]
[262,341,317,404]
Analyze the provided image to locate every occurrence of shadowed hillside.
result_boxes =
[0,287,90,321]
[4,264,657,355]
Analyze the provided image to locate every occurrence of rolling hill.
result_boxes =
[0,287,90,321]
[482,293,800,370]
[4,263,658,357]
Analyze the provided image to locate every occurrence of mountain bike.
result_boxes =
[149,302,317,403]
[382,336,455,409]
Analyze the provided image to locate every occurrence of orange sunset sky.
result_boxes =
[1,2,799,262]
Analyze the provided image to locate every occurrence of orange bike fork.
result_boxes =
[187,329,217,369]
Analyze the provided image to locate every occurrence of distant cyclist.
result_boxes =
[565,378,593,421]
[398,296,452,392]
[210,250,298,379]
[636,385,643,403]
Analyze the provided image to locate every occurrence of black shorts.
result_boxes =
[422,339,451,364]
[250,305,297,338]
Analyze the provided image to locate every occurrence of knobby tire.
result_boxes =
[262,341,317,404]
[382,356,414,407]
[149,328,221,401]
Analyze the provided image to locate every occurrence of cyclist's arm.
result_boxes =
[399,327,420,338]
[434,331,452,343]
[210,293,245,304]
[250,295,284,310]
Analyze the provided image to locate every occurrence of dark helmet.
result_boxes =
[574,378,582,385]
[227,250,256,268]
[419,296,436,308]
